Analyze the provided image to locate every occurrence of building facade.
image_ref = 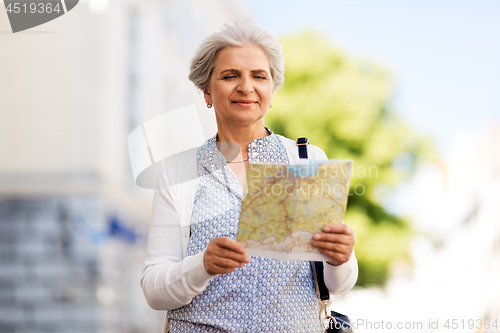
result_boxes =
[0,1,249,332]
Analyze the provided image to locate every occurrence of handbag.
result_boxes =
[296,137,354,333]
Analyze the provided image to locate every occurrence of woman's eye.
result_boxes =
[254,76,266,79]
[223,75,236,80]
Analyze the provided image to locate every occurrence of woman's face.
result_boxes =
[204,44,274,129]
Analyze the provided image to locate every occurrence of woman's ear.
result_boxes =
[203,88,212,106]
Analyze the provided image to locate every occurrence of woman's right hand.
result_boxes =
[203,237,251,276]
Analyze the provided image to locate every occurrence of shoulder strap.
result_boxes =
[296,137,330,303]
[296,137,309,159]
[310,261,330,302]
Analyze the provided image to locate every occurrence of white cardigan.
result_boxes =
[140,134,358,329]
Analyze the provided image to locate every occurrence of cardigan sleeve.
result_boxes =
[140,172,216,311]
[323,251,358,295]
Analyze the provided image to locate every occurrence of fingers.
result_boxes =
[316,223,355,244]
[204,237,251,276]
[312,233,353,246]
[215,237,247,254]
[323,223,355,236]
[314,243,353,267]
[312,223,356,266]
[212,237,251,263]
[319,247,353,266]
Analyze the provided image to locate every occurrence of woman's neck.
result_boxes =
[216,122,269,157]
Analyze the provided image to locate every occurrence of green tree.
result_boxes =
[266,32,435,287]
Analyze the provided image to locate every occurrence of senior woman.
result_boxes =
[141,21,358,332]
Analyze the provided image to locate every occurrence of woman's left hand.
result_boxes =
[312,223,356,266]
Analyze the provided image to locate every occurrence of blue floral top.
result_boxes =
[167,130,322,332]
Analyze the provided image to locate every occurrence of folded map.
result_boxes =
[237,160,353,261]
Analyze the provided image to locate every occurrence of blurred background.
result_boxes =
[0,0,499,332]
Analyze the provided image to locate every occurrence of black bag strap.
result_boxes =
[296,137,330,303]
[310,261,330,302]
[296,137,309,159]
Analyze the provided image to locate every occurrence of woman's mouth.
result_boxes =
[233,100,257,107]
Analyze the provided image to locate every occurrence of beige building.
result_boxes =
[0,1,249,332]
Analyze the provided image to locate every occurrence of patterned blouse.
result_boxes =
[167,130,322,332]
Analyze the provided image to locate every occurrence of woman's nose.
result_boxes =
[237,77,254,95]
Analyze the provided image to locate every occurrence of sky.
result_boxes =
[243,0,500,156]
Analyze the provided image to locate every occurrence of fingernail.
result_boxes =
[324,226,331,232]
[313,234,321,240]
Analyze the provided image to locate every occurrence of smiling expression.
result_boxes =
[204,44,274,128]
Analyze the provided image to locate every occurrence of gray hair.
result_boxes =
[188,21,285,92]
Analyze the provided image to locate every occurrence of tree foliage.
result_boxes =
[266,32,435,287]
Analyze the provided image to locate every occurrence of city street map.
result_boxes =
[237,160,353,261]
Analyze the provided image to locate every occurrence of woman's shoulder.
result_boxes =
[159,147,199,188]
[160,133,216,181]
